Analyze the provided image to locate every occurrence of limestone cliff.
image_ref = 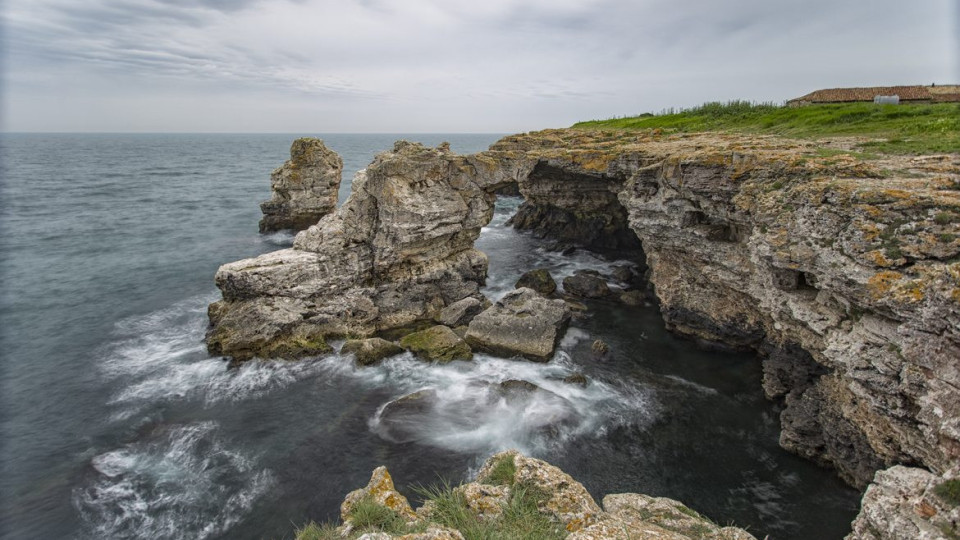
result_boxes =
[209,141,515,360]
[481,130,960,487]
[478,129,959,538]
[259,138,343,232]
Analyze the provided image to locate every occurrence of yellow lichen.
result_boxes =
[868,271,903,299]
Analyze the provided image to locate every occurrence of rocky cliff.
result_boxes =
[209,129,960,538]
[209,141,519,360]
[478,129,959,537]
[259,138,343,232]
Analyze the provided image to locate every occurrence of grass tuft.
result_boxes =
[484,455,517,487]
[413,480,565,540]
[934,479,960,507]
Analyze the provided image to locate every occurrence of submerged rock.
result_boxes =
[399,325,472,363]
[591,339,609,356]
[619,290,645,306]
[563,273,611,298]
[465,288,572,361]
[342,337,405,366]
[515,268,558,295]
[259,138,343,233]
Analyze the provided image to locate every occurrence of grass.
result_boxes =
[414,481,566,540]
[573,101,960,155]
[295,496,423,540]
[483,454,517,487]
[934,479,960,507]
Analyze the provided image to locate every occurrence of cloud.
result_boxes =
[2,0,957,132]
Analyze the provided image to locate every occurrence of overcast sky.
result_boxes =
[2,0,957,132]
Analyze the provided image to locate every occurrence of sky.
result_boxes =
[2,0,958,133]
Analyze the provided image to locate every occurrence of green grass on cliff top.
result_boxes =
[573,101,960,154]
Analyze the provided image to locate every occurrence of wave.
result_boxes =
[74,421,275,540]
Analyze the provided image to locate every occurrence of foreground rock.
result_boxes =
[465,288,571,361]
[208,141,517,360]
[304,451,755,539]
[259,138,343,232]
[399,325,472,363]
[342,338,405,366]
[848,465,960,539]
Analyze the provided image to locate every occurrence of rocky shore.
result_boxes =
[298,451,756,540]
[207,129,960,538]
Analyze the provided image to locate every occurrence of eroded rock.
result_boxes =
[208,141,496,360]
[848,465,960,540]
[259,138,343,233]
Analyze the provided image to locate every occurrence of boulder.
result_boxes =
[434,297,484,328]
[464,288,571,361]
[515,269,557,295]
[400,325,473,363]
[563,273,611,298]
[342,338,405,366]
[591,339,610,356]
[259,138,343,233]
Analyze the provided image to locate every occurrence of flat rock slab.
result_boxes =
[465,288,571,361]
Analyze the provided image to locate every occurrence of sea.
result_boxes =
[0,133,861,539]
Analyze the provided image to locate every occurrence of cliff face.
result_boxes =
[482,130,960,494]
[259,138,343,233]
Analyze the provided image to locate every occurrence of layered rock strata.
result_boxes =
[482,130,960,492]
[209,141,518,360]
[259,137,344,232]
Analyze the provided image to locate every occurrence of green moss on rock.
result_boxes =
[399,325,473,363]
